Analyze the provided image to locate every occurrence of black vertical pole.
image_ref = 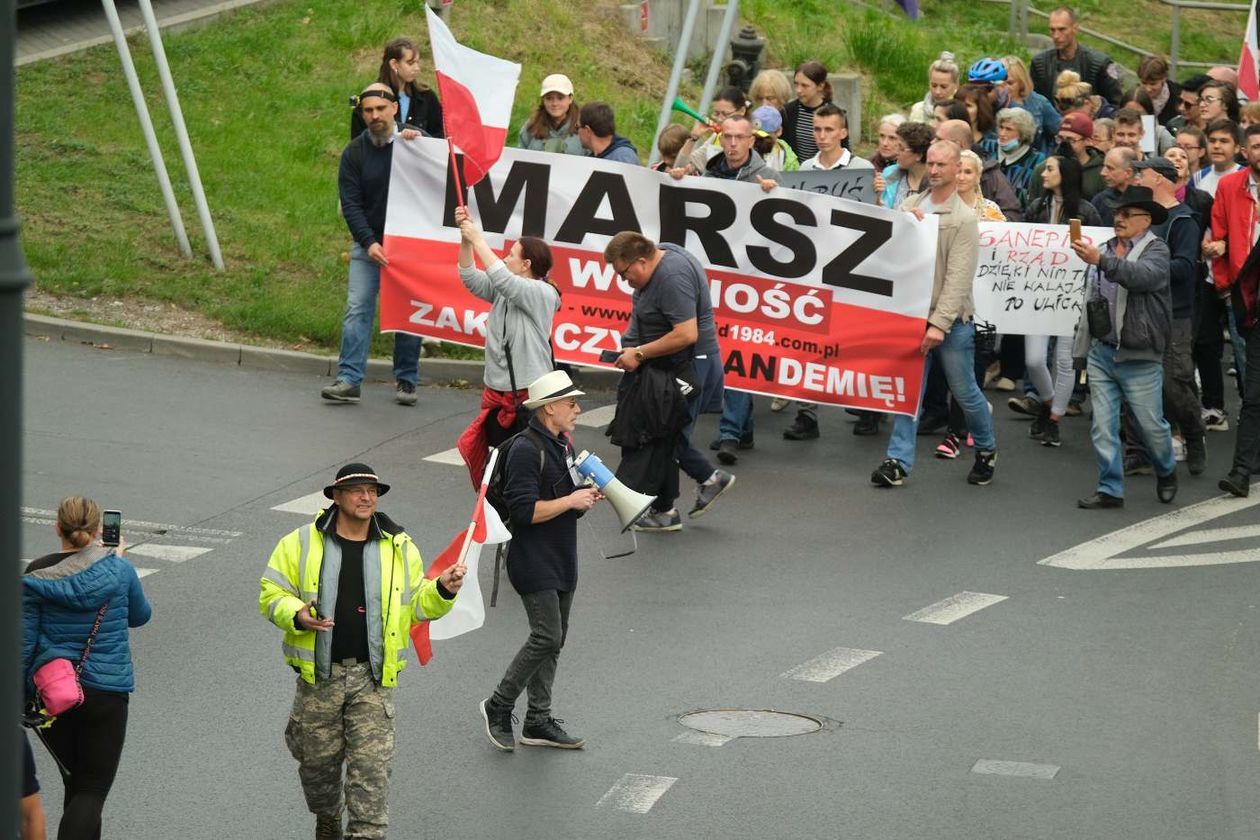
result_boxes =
[0,0,30,833]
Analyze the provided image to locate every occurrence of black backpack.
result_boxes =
[485,427,549,533]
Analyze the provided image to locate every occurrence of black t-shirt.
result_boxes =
[330,537,370,664]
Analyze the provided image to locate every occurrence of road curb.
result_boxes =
[24,313,621,391]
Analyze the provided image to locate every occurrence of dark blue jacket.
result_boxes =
[23,548,151,698]
[503,418,581,595]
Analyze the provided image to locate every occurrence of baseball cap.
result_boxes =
[540,74,574,97]
[1058,112,1094,139]
[1133,157,1179,183]
[752,105,783,134]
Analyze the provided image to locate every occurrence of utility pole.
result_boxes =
[0,0,31,829]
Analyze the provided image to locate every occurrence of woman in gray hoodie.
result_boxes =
[454,208,562,487]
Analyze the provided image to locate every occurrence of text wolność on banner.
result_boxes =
[380,138,939,416]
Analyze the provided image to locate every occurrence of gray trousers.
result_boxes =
[491,589,573,726]
[285,662,394,839]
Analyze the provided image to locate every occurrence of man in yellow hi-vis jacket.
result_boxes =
[261,463,465,840]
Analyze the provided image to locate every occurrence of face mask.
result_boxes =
[1001,138,1021,152]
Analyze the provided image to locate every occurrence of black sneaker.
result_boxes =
[967,450,996,485]
[395,381,418,406]
[479,698,515,752]
[1028,404,1050,439]
[783,412,819,440]
[320,380,361,403]
[520,717,585,749]
[870,458,907,487]
[1219,471,1250,497]
[1039,419,1061,447]
[716,439,739,465]
[709,434,754,451]
[1156,471,1178,504]
[689,470,735,518]
[1123,455,1153,476]
[1007,395,1041,417]
[853,411,881,436]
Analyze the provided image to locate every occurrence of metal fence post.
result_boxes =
[698,0,741,118]
[1,0,29,831]
[1170,4,1182,77]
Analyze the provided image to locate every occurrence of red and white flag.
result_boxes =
[425,6,521,186]
[410,450,512,665]
[1240,1,1260,102]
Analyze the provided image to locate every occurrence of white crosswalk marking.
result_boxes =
[971,759,1060,779]
[271,491,329,516]
[780,647,883,683]
[126,544,213,563]
[1152,523,1260,550]
[135,568,158,579]
[423,447,466,466]
[904,592,1008,625]
[595,774,677,813]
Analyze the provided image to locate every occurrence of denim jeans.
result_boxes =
[676,354,722,484]
[490,589,573,726]
[1087,342,1175,497]
[336,244,421,386]
[1231,325,1260,477]
[887,320,996,472]
[717,389,753,442]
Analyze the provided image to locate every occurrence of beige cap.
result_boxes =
[540,73,575,97]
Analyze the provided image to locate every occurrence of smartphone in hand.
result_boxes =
[102,510,122,547]
[598,349,620,364]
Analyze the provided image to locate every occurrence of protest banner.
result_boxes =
[379,138,939,416]
[973,221,1111,337]
[779,167,876,205]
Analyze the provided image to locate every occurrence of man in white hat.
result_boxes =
[479,370,602,752]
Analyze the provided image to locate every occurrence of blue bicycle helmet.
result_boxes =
[968,58,1007,84]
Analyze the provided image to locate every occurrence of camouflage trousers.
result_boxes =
[285,662,395,839]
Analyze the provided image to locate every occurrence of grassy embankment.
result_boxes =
[16,0,1248,352]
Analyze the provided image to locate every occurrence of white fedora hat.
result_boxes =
[523,370,585,410]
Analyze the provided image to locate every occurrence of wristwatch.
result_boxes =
[634,348,646,362]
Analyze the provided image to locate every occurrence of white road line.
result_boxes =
[1153,523,1260,550]
[271,491,329,516]
[134,568,158,578]
[575,404,617,428]
[21,508,241,539]
[1039,495,1260,570]
[595,774,677,813]
[903,591,1008,625]
[671,731,734,747]
[780,647,883,683]
[423,447,466,466]
[971,759,1060,780]
[126,544,213,563]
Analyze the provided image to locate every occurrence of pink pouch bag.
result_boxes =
[33,602,108,717]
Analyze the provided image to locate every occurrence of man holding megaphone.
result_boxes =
[479,370,602,753]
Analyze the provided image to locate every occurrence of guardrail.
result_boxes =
[1163,0,1250,76]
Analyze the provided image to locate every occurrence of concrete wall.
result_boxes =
[619,0,732,63]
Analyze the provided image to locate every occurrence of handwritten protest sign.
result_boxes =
[973,222,1111,336]
[779,167,875,205]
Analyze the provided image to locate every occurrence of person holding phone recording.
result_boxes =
[23,496,151,840]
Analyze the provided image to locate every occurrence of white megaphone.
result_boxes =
[573,450,656,532]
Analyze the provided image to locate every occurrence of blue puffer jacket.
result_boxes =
[22,547,151,698]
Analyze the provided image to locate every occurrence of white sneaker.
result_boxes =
[1203,408,1230,432]
[1172,437,1187,462]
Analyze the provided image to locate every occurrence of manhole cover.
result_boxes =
[678,709,823,738]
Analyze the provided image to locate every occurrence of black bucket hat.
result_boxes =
[1113,185,1168,225]
[323,463,391,500]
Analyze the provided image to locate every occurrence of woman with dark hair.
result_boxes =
[877,121,934,209]
[518,73,583,155]
[454,208,562,487]
[933,100,970,127]
[351,37,443,140]
[783,60,835,161]
[956,86,997,159]
[24,496,151,840]
[1013,145,1102,446]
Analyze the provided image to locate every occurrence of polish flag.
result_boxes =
[425,6,521,186]
[410,450,512,665]
[1241,1,1260,102]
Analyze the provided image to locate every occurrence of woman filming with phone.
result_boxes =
[23,496,151,840]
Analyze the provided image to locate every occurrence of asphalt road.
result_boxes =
[20,335,1260,839]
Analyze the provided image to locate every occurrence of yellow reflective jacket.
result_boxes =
[259,507,454,686]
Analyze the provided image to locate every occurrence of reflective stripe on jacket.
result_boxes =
[259,509,454,686]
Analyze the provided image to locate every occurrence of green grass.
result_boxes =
[16,0,1250,349]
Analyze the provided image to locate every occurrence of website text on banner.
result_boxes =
[973,222,1111,337]
[379,138,939,416]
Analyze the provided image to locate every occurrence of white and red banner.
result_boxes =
[1239,1,1260,102]
[381,138,940,416]
[973,222,1109,337]
[425,6,520,185]
[410,456,511,665]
